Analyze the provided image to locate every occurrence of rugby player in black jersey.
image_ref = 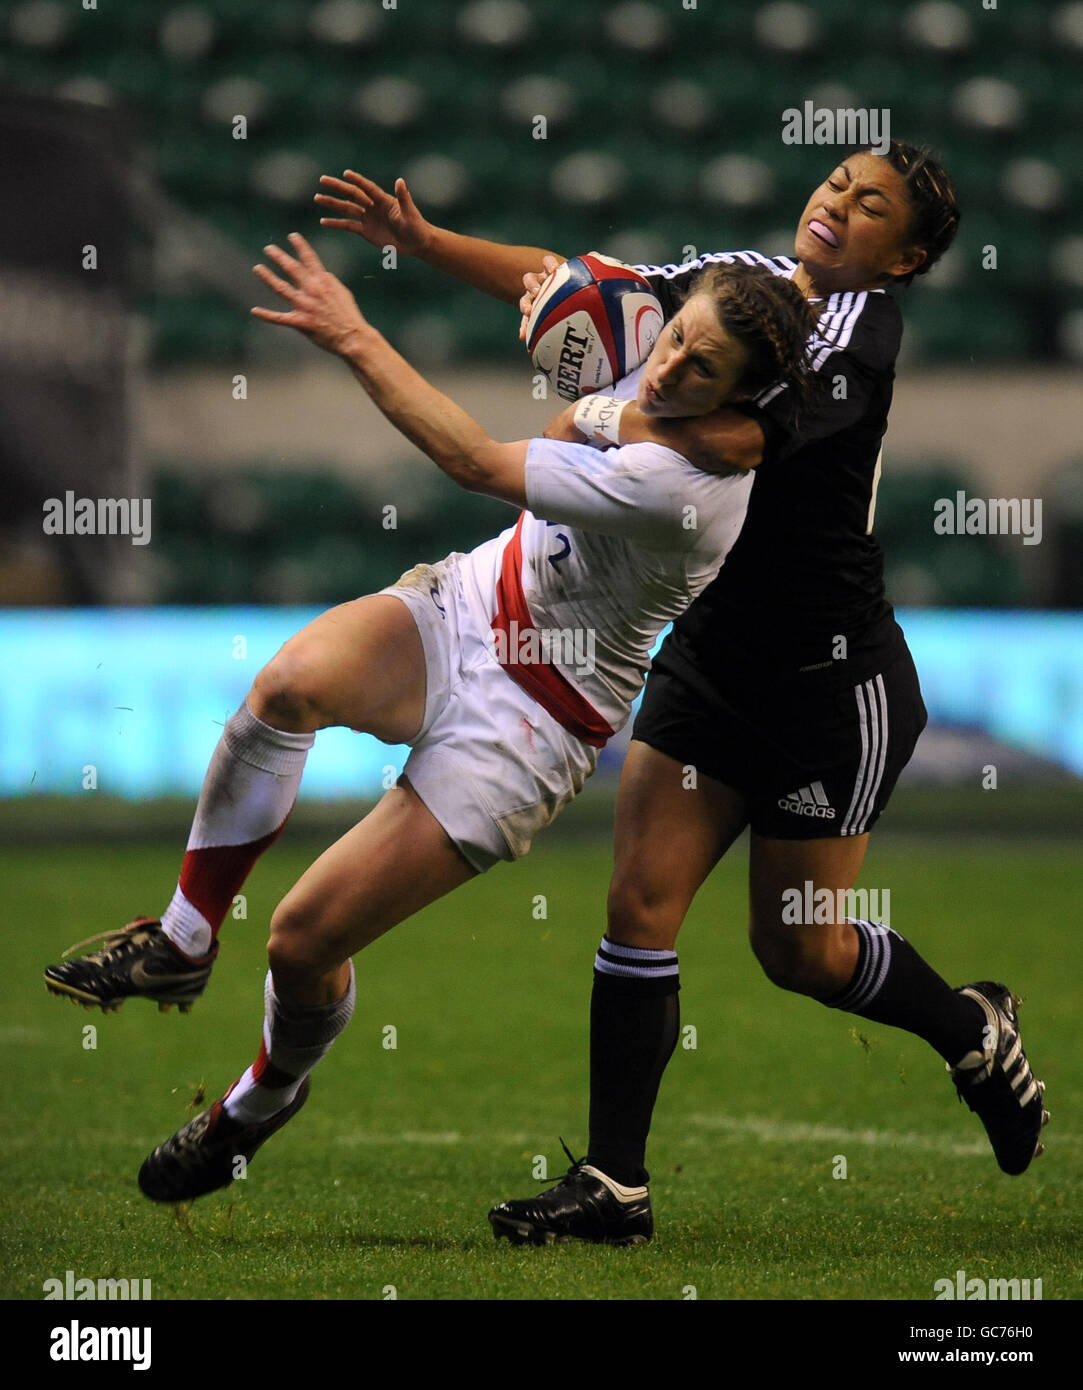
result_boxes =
[313,142,1049,1245]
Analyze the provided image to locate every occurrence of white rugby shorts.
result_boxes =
[379,551,598,872]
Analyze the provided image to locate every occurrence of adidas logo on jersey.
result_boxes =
[778,781,835,819]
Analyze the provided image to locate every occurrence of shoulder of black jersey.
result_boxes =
[807,288,902,375]
[634,249,798,282]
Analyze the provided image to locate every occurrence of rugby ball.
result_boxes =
[525,252,664,402]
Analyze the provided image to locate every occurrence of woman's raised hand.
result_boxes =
[315,171,431,258]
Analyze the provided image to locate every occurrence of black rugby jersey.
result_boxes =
[636,250,903,689]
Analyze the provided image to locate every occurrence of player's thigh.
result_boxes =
[607,740,749,949]
[250,594,426,741]
[747,831,870,982]
[269,777,477,976]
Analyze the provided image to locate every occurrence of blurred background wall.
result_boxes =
[1,0,1080,819]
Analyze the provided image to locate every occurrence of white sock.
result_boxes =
[161,702,313,957]
[224,965,355,1124]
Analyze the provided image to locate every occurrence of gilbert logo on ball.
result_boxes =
[526,253,664,402]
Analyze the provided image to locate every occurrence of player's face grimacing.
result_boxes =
[637,292,750,418]
[793,151,926,294]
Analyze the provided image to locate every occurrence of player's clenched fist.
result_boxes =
[251,233,367,356]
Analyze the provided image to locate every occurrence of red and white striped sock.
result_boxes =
[224,966,356,1124]
[160,702,314,958]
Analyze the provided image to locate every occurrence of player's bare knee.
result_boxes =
[249,652,323,732]
[267,933,340,996]
[749,922,827,994]
[270,894,355,977]
[268,901,323,972]
[606,877,681,949]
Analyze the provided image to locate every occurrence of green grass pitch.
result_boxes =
[3,833,1080,1301]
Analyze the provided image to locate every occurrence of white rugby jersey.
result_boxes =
[458,367,753,744]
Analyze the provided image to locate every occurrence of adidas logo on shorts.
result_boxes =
[778,781,836,819]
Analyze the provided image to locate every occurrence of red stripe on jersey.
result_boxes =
[492,514,615,749]
[177,819,290,937]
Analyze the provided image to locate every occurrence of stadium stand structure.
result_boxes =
[2,0,1080,366]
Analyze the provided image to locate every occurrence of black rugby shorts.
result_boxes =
[632,641,927,840]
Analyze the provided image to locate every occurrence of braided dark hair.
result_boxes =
[687,261,820,415]
[852,139,961,286]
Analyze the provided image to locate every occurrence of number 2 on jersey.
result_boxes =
[548,531,571,570]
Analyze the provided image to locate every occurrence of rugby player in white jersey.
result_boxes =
[315,148,1048,1247]
[44,234,815,1201]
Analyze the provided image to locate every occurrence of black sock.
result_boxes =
[826,919,985,1064]
[586,936,680,1187]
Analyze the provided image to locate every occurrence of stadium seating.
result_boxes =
[874,464,1026,607]
[148,463,515,604]
[2,0,1073,366]
[142,456,1049,610]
